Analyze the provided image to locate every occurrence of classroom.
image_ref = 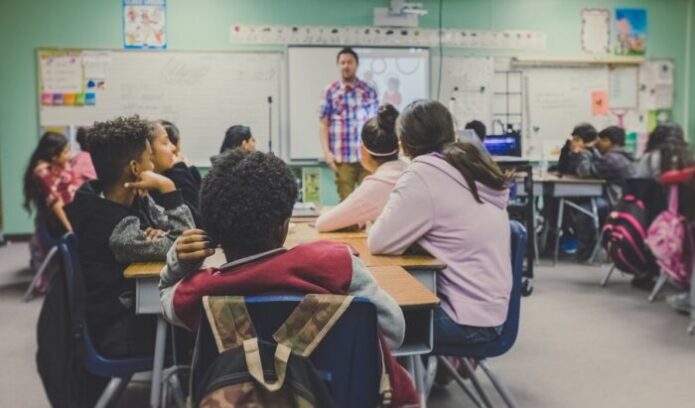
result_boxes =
[1,0,695,407]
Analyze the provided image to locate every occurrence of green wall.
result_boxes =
[0,0,691,234]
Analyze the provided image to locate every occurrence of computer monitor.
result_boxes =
[483,133,522,157]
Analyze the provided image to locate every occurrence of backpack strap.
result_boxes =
[377,339,393,407]
[273,294,354,357]
[202,296,257,353]
[669,185,679,213]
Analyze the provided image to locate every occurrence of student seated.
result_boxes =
[65,115,194,358]
[576,126,636,204]
[368,100,512,350]
[71,127,97,187]
[23,132,78,274]
[557,123,598,175]
[566,126,635,260]
[149,120,202,226]
[636,122,690,178]
[460,119,490,156]
[210,124,256,165]
[316,104,407,232]
[159,150,417,405]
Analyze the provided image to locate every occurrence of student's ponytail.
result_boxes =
[440,142,510,203]
[398,99,510,203]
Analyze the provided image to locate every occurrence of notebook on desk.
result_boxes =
[292,202,319,217]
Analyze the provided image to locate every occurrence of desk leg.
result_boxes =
[589,197,602,264]
[407,355,427,408]
[554,198,565,265]
[149,316,168,408]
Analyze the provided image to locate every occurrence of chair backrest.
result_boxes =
[193,295,381,408]
[438,219,527,359]
[56,233,152,377]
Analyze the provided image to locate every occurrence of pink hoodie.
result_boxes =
[316,160,407,232]
[368,154,512,327]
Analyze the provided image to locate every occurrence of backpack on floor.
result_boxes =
[190,295,393,408]
[645,186,693,288]
[601,194,658,277]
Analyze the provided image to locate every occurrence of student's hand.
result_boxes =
[144,227,167,242]
[570,138,585,154]
[324,151,338,172]
[176,229,215,263]
[125,170,176,194]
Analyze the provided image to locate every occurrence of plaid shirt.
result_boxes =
[319,79,379,163]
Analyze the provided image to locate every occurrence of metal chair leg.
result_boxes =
[459,358,494,408]
[437,357,482,408]
[23,245,58,302]
[554,199,565,266]
[601,265,616,287]
[648,273,668,302]
[479,360,519,408]
[95,375,131,408]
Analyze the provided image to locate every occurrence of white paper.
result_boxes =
[40,55,83,94]
[609,66,638,108]
[582,9,611,54]
[82,51,111,79]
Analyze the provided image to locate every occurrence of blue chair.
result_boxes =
[24,217,62,301]
[432,220,527,408]
[58,233,154,408]
[192,295,381,408]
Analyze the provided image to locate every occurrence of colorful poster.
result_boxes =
[591,90,609,115]
[123,0,167,49]
[614,8,646,56]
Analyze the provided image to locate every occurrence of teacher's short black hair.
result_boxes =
[200,150,298,252]
[337,47,359,64]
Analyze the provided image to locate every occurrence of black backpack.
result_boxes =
[601,194,658,277]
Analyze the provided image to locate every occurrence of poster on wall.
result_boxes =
[123,0,167,49]
[614,8,646,56]
[581,8,610,54]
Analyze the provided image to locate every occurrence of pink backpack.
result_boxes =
[645,186,693,288]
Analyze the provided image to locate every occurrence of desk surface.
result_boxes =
[124,262,437,308]
[535,172,605,184]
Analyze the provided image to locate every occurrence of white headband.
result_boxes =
[364,146,399,157]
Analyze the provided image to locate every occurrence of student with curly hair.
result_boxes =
[65,115,194,358]
[316,104,406,232]
[159,150,417,406]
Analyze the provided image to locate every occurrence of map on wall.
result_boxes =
[123,0,167,49]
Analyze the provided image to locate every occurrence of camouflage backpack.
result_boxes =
[190,294,392,408]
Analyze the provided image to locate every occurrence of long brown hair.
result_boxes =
[397,99,511,203]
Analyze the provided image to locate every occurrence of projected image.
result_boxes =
[356,48,429,111]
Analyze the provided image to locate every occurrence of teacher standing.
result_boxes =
[319,47,379,201]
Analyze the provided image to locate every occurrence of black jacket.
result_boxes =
[65,181,194,341]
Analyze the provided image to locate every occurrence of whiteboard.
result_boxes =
[437,56,495,131]
[524,66,612,159]
[39,50,282,166]
[287,46,429,160]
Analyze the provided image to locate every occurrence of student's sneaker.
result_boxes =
[559,237,578,254]
[666,292,691,315]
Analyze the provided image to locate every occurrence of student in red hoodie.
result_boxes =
[159,150,417,406]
